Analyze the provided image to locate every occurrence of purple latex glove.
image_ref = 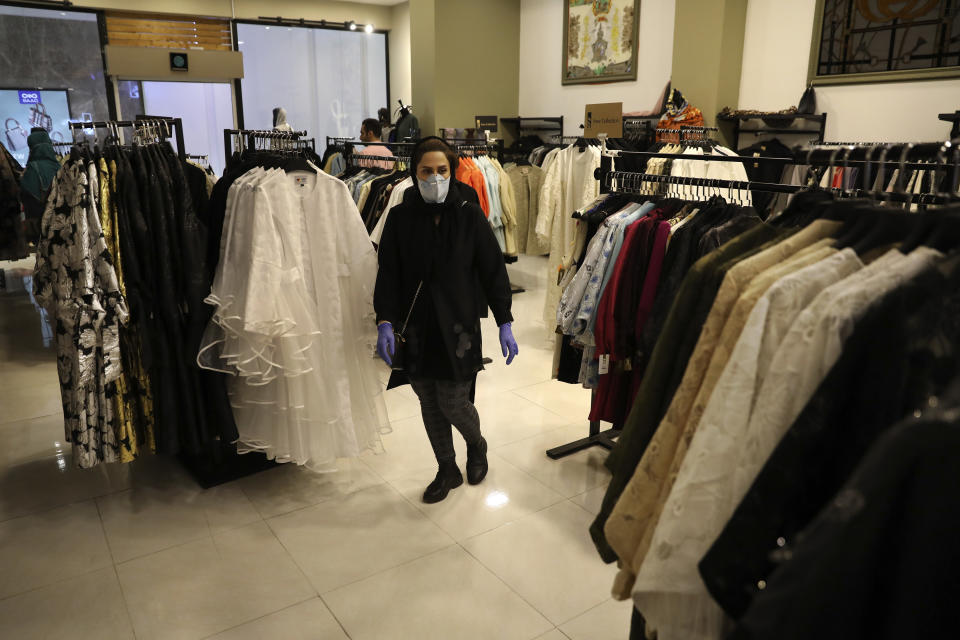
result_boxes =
[499,322,519,365]
[377,322,395,366]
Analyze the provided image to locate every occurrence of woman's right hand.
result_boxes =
[376,322,395,366]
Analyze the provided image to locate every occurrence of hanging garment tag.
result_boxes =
[294,176,308,188]
[598,354,610,375]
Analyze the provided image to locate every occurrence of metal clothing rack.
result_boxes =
[655,125,718,144]
[798,141,960,198]
[223,128,309,158]
[450,140,506,159]
[68,118,186,162]
[546,136,960,461]
[326,137,417,150]
[347,153,411,165]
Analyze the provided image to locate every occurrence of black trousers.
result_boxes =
[409,376,483,463]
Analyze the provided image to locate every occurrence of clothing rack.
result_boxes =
[655,126,718,143]
[68,118,186,162]
[547,137,960,461]
[326,137,417,150]
[223,128,309,158]
[798,141,960,194]
[347,153,411,164]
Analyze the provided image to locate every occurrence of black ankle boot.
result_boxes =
[466,437,488,485]
[422,461,463,504]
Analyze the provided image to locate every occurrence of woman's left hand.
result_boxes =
[499,322,519,365]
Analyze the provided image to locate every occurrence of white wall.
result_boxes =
[389,2,412,110]
[519,0,674,136]
[739,0,959,142]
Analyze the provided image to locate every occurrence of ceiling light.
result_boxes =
[348,20,357,31]
[265,26,270,30]
[364,24,374,33]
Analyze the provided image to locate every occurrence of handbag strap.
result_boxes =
[398,281,423,337]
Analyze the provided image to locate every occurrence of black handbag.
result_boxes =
[798,86,817,114]
[391,281,423,371]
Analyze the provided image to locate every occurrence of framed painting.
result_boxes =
[562,0,641,85]
[808,0,960,85]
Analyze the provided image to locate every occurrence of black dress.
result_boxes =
[728,399,960,640]
[374,179,513,382]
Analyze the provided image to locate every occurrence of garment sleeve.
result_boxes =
[535,152,562,242]
[497,163,519,256]
[472,206,513,326]
[472,169,491,217]
[374,204,402,326]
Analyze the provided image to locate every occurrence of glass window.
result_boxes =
[0,5,108,160]
[237,23,388,145]
[141,81,234,176]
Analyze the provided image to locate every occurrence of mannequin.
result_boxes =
[272,107,293,132]
[393,100,420,141]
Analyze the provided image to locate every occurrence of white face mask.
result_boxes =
[418,173,450,203]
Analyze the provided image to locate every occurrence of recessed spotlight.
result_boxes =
[348,20,357,31]
[265,26,270,30]
[364,24,374,33]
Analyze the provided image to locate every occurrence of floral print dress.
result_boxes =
[34,159,129,468]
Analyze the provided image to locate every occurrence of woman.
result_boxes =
[374,137,519,503]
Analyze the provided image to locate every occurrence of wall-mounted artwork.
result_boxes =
[809,0,960,84]
[562,0,641,85]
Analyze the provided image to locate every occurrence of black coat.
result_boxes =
[374,179,512,382]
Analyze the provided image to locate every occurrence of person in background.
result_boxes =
[357,118,395,170]
[374,137,518,504]
[378,107,393,143]
[20,128,59,244]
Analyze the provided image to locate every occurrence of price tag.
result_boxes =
[598,354,610,375]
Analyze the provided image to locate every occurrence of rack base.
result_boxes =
[180,441,278,489]
[546,420,619,459]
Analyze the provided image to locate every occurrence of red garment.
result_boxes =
[590,216,655,424]
[633,221,671,350]
[625,221,672,413]
[593,218,650,358]
[590,217,670,424]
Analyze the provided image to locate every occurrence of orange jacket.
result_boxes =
[457,157,490,217]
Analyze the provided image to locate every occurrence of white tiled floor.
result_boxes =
[0,255,629,639]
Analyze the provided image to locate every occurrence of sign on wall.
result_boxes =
[475,115,498,132]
